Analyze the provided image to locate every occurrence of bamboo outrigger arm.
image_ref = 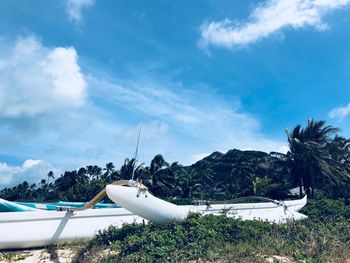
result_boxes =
[68,180,129,212]
[68,179,148,212]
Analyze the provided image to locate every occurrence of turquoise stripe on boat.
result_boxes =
[1,198,121,212]
[17,202,58,210]
[57,201,120,209]
[0,198,39,212]
[16,201,121,211]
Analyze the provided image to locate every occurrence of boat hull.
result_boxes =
[0,208,142,250]
[106,185,307,224]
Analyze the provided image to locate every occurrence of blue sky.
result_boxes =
[1,0,350,187]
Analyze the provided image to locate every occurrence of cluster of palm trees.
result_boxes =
[123,156,209,198]
[274,119,350,198]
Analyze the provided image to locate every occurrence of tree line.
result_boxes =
[0,119,349,202]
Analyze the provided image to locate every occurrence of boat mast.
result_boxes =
[131,127,142,181]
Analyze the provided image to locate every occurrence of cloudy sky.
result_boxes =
[1,0,350,188]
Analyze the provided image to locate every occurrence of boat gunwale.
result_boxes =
[0,208,135,223]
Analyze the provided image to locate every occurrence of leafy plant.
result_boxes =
[78,198,350,263]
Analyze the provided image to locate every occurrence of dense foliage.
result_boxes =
[75,198,350,263]
[1,119,349,202]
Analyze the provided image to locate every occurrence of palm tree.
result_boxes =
[103,162,115,182]
[119,158,144,179]
[328,136,350,170]
[77,167,88,181]
[230,160,255,197]
[47,171,54,185]
[283,119,348,198]
[150,154,169,174]
[142,155,175,197]
[323,136,350,197]
[175,168,202,198]
[86,165,102,180]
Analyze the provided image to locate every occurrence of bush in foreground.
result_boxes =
[76,198,350,263]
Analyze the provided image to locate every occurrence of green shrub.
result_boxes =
[78,198,350,263]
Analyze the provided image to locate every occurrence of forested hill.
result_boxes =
[191,149,275,181]
[189,149,289,200]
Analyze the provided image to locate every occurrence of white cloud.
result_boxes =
[199,0,350,49]
[23,159,42,169]
[0,36,86,118]
[43,47,86,104]
[328,103,350,120]
[0,64,287,188]
[0,34,288,184]
[0,160,55,188]
[90,77,287,164]
[65,0,94,22]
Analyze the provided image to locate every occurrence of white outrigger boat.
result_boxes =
[0,179,307,250]
[0,206,141,249]
[0,132,308,250]
[106,181,307,224]
[0,180,142,250]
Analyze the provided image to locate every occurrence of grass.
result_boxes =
[0,252,30,262]
[0,241,88,263]
[74,198,350,263]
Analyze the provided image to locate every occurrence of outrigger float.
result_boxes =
[0,179,308,249]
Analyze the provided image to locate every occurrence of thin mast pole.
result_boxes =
[131,127,142,181]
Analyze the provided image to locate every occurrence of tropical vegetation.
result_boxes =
[1,119,349,203]
[74,198,350,262]
[1,118,350,262]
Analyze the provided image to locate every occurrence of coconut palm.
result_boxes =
[327,136,350,170]
[322,136,350,197]
[103,162,115,182]
[119,158,144,179]
[229,160,256,197]
[47,171,55,185]
[143,155,176,197]
[86,165,103,180]
[284,119,348,198]
[175,168,202,198]
[150,154,169,174]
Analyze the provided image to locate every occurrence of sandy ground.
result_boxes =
[1,250,296,263]
[0,249,77,263]
[1,250,348,263]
